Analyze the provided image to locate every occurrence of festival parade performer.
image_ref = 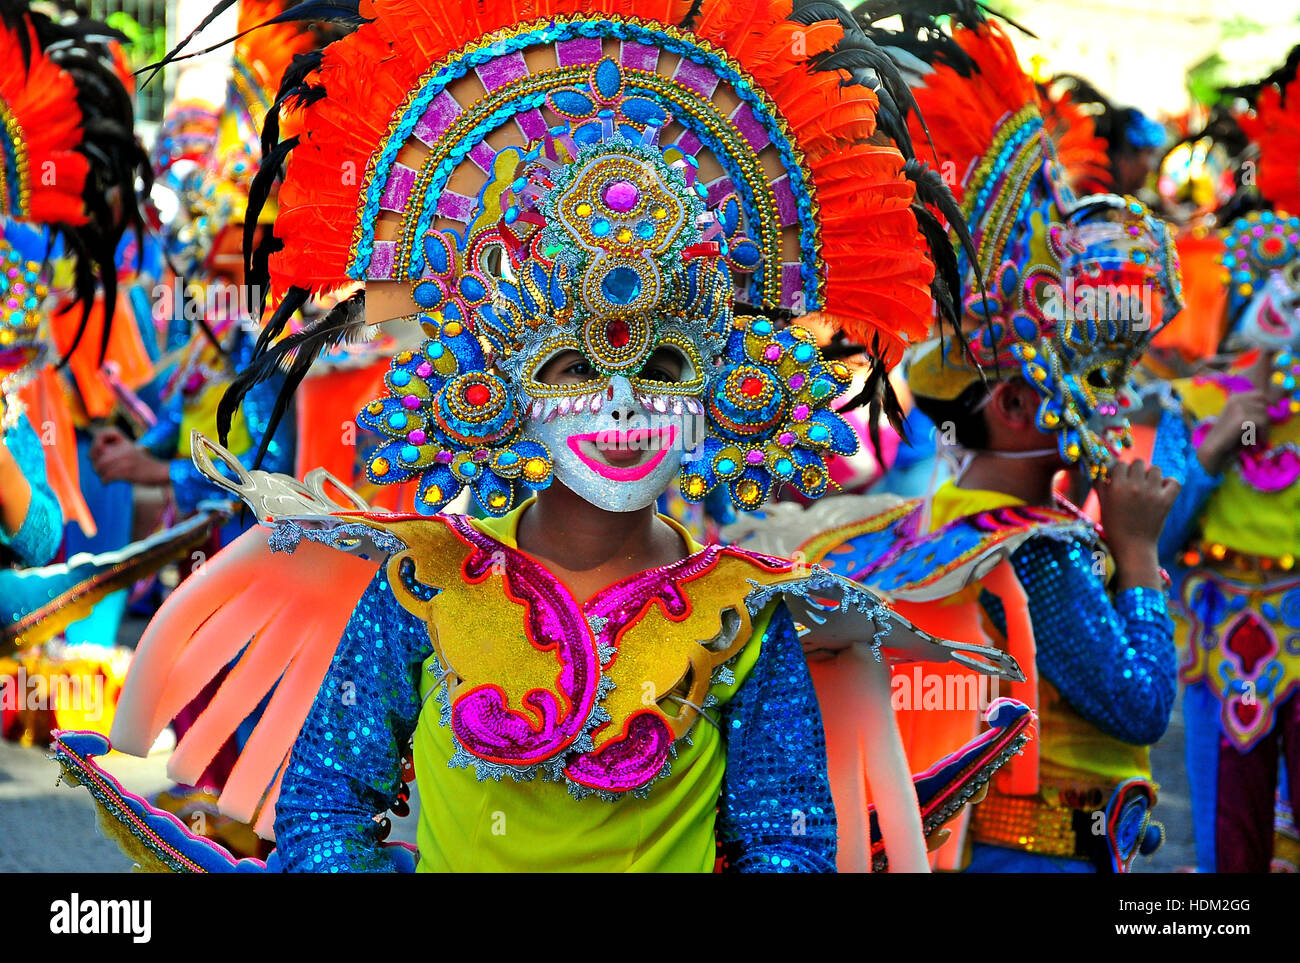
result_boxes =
[45,0,1036,873]
[729,2,1184,872]
[1153,52,1300,873]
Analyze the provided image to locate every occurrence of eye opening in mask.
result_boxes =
[534,347,600,386]
[637,343,692,384]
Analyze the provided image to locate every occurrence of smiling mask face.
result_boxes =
[520,344,706,512]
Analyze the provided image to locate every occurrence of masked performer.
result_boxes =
[731,3,1183,872]
[48,0,1032,873]
[1153,55,1300,873]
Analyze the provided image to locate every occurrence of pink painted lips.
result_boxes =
[567,425,678,481]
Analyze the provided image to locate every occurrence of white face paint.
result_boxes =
[523,375,704,512]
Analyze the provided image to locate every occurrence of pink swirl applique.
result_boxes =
[440,521,794,794]
[444,516,600,766]
[1192,400,1300,493]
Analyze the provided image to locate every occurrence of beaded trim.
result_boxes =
[0,99,28,218]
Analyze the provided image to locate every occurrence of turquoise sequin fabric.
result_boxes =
[1,412,61,567]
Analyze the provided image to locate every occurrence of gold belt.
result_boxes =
[969,791,1081,859]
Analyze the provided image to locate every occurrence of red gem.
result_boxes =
[606,318,630,349]
[465,383,491,406]
[740,376,765,398]
[1232,700,1260,728]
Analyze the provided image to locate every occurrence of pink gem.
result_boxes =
[473,449,489,461]
[407,429,427,445]
[788,374,805,390]
[764,344,781,361]
[792,404,811,422]
[603,179,639,213]
[746,450,765,465]
[435,450,454,464]
[13,283,24,294]
[416,362,433,378]
[402,394,421,409]
[5,299,17,310]
[779,431,796,446]
[5,269,17,279]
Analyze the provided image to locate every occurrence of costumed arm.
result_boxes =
[1151,403,1220,568]
[716,602,838,872]
[0,413,62,566]
[138,392,182,459]
[273,569,431,872]
[1010,536,1176,745]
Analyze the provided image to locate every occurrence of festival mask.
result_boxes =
[356,61,861,517]
[0,228,52,414]
[1223,211,1300,353]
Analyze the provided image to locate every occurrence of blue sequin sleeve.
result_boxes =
[274,568,432,872]
[1151,404,1221,569]
[1,413,61,567]
[716,601,837,873]
[1008,536,1177,745]
[138,395,181,460]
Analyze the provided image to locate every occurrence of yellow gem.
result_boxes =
[576,202,592,216]
[616,228,633,243]
[685,477,705,497]
[737,480,759,503]
[1066,443,1080,459]
[525,457,548,479]
[444,321,463,337]
[1283,554,1295,570]
[427,484,442,503]
[1209,544,1228,560]
[489,493,507,508]
[1043,412,1060,427]
[1021,346,1036,360]
[367,401,383,414]
[653,207,667,220]
[397,350,413,364]
[371,457,390,476]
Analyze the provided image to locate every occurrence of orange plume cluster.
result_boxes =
[0,18,89,226]
[904,21,1039,207]
[1039,85,1111,196]
[1239,74,1300,215]
[270,0,935,364]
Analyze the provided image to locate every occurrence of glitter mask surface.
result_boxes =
[525,374,703,512]
[358,55,858,516]
[0,232,51,421]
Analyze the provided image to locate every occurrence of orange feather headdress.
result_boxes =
[0,16,90,226]
[1238,71,1300,217]
[226,0,960,367]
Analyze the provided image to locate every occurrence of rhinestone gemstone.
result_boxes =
[603,179,639,212]
[601,267,641,306]
[740,376,764,398]
[606,318,631,348]
[465,383,491,406]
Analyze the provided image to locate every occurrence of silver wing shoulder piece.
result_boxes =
[189,431,407,558]
[743,566,1025,684]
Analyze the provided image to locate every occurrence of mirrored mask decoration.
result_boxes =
[357,58,859,516]
[1223,211,1300,353]
[0,226,52,431]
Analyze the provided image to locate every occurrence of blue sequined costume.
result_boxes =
[274,569,837,873]
[1,412,61,568]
